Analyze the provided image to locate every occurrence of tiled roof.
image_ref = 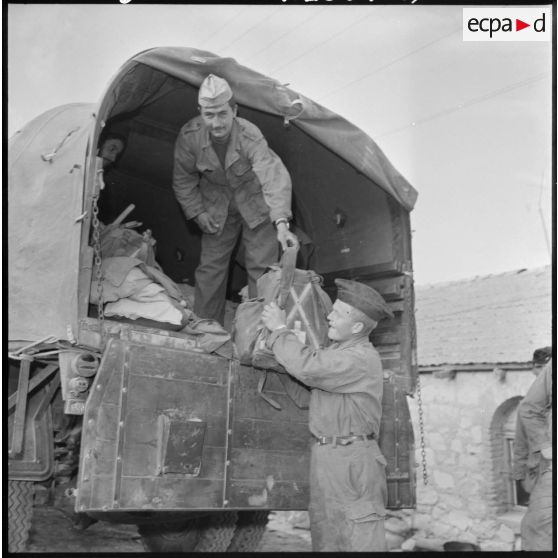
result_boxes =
[414,266,552,366]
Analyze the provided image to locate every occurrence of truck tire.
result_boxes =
[227,510,270,552]
[138,520,200,552]
[138,512,238,553]
[195,511,238,552]
[8,480,34,552]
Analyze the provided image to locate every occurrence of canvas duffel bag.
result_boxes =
[232,246,332,372]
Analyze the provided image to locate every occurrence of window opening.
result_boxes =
[503,404,529,509]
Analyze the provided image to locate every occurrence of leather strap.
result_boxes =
[314,434,375,446]
[276,246,298,309]
[257,371,282,410]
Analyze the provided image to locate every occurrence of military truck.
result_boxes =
[8,46,419,552]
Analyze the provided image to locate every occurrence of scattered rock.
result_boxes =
[385,516,411,536]
[401,537,416,551]
[386,531,405,550]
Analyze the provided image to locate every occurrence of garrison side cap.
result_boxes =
[334,278,394,322]
[198,74,233,108]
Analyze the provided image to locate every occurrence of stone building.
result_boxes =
[405,265,552,552]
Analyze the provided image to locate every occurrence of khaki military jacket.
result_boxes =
[513,359,552,480]
[268,331,384,439]
[172,116,292,232]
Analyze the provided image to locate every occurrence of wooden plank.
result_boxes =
[233,386,309,423]
[227,479,309,509]
[232,418,310,453]
[10,359,31,456]
[379,379,416,509]
[100,351,126,406]
[94,403,120,442]
[126,374,228,415]
[229,448,309,482]
[117,477,224,509]
[321,261,405,287]
[7,364,59,411]
[367,276,406,300]
[8,376,56,481]
[130,345,227,385]
[85,475,117,511]
[399,274,417,394]
[371,331,400,346]
[88,438,118,476]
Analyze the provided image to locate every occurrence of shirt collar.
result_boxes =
[330,335,371,351]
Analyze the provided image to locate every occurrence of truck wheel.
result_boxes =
[8,480,34,552]
[138,520,200,552]
[195,511,238,552]
[227,510,270,552]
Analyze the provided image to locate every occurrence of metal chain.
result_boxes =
[415,370,428,485]
[91,192,106,348]
[409,272,428,485]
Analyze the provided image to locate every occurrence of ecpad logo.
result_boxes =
[463,8,551,41]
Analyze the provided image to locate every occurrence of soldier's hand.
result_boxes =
[261,302,287,331]
[276,224,299,251]
[541,446,552,460]
[195,212,220,234]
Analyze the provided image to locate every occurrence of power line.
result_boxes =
[537,167,551,257]
[197,7,252,49]
[218,6,285,52]
[242,7,328,67]
[318,27,461,102]
[376,72,548,140]
[269,8,385,75]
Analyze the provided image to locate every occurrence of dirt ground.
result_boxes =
[26,505,312,553]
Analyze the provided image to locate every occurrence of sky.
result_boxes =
[7,3,554,286]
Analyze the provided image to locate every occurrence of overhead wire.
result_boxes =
[269,7,385,75]
[376,72,548,140]
[197,7,252,49]
[242,6,328,67]
[317,27,461,102]
[537,167,551,257]
[218,5,285,52]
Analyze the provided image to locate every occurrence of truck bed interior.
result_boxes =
[92,60,415,389]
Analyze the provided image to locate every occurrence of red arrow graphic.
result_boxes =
[516,19,530,31]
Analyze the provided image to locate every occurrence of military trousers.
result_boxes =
[194,209,278,325]
[309,438,387,552]
[521,466,553,551]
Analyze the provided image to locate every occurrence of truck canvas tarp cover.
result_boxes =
[8,46,417,344]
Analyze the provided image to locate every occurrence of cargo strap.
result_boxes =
[276,246,298,309]
[286,283,320,348]
[257,371,281,410]
[277,246,323,348]
[256,246,299,411]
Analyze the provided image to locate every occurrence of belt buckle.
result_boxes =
[338,436,354,446]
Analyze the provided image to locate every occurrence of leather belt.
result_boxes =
[314,434,375,446]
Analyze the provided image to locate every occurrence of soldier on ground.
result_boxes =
[261,278,393,552]
[513,346,553,551]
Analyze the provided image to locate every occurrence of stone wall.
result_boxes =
[404,367,537,551]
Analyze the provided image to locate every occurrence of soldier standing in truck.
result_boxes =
[261,278,393,552]
[172,74,299,325]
